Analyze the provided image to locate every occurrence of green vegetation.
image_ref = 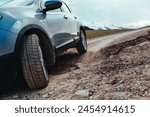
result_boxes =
[86,29,132,39]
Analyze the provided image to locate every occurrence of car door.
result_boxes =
[62,3,79,41]
[45,6,71,48]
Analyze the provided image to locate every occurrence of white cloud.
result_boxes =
[64,0,150,27]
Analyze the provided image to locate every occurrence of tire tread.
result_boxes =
[21,34,48,89]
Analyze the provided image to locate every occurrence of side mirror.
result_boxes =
[44,0,62,11]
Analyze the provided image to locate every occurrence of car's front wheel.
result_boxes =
[76,30,87,54]
[21,34,49,89]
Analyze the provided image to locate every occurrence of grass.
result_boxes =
[86,29,132,39]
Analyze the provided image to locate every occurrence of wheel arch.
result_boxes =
[15,24,56,66]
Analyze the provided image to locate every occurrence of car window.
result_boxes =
[62,3,71,13]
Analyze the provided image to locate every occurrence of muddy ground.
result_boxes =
[0,29,150,100]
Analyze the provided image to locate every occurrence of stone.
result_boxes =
[75,90,89,97]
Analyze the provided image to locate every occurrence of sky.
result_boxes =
[64,0,150,27]
[0,0,150,28]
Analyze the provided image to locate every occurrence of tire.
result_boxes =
[76,30,87,54]
[21,34,49,89]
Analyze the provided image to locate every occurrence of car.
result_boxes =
[0,0,87,89]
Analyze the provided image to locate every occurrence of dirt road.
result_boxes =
[1,27,150,100]
[88,28,150,52]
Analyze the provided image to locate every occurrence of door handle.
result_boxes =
[74,16,77,19]
[64,15,68,20]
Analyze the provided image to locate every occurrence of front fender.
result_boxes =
[0,28,17,56]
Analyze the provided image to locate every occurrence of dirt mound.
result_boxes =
[101,31,150,57]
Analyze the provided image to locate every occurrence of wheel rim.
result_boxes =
[38,42,49,80]
[81,31,87,50]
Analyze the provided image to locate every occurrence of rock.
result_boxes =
[75,90,89,97]
[89,89,95,96]
[42,93,49,98]
[13,95,19,99]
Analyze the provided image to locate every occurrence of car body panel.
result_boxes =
[0,29,17,56]
[46,10,72,48]
[0,0,84,59]
[0,6,55,56]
